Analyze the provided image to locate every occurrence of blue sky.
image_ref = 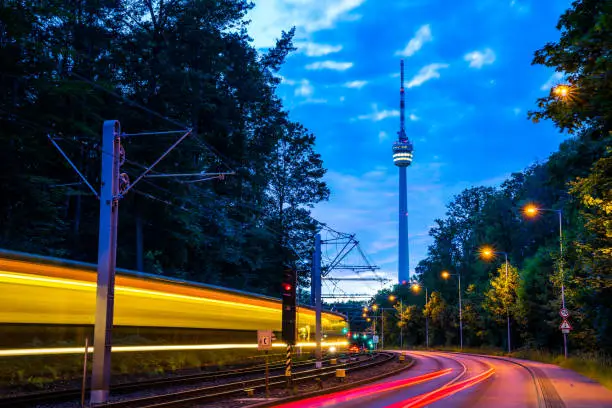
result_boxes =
[247,0,571,298]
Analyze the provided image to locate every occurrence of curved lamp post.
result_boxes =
[480,246,512,354]
[410,283,429,349]
[524,204,568,358]
[441,270,462,351]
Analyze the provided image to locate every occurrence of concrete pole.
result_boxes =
[314,233,323,368]
[90,120,121,405]
[398,166,409,284]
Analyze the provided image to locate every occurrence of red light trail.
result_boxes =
[274,368,452,408]
[385,367,495,408]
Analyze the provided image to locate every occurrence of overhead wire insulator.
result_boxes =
[119,173,130,195]
[118,144,126,167]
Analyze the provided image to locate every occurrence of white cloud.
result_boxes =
[306,61,354,71]
[357,104,400,121]
[406,63,449,88]
[395,24,433,57]
[296,42,343,57]
[464,48,496,68]
[294,79,314,97]
[378,131,389,142]
[409,113,419,121]
[277,75,296,85]
[540,72,565,91]
[344,80,368,89]
[513,107,521,116]
[247,0,366,49]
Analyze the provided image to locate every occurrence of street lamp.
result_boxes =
[441,270,462,351]
[551,83,578,103]
[523,203,568,358]
[411,283,429,349]
[553,84,570,99]
[387,295,402,349]
[480,245,512,354]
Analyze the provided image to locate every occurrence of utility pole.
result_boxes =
[425,287,429,349]
[90,121,122,404]
[313,233,322,368]
[49,120,229,405]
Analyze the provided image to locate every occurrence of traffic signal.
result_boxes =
[281,269,297,345]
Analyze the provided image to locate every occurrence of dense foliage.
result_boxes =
[368,0,611,354]
[0,1,329,295]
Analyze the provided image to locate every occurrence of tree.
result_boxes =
[569,148,612,350]
[484,264,521,322]
[265,122,330,284]
[528,0,612,136]
[0,0,328,298]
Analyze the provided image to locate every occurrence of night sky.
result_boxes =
[247,0,571,298]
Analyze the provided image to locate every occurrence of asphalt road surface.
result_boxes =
[273,351,612,408]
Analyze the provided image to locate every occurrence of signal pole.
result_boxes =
[281,269,297,388]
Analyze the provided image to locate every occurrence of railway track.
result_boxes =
[97,352,394,408]
[0,354,339,407]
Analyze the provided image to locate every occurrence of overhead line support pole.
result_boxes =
[313,233,323,369]
[90,120,121,405]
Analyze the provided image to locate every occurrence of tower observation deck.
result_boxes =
[392,59,413,284]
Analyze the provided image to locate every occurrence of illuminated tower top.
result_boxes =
[392,60,414,167]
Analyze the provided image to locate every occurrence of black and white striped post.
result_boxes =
[285,344,292,387]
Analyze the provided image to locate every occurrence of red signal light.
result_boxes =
[401,280,407,285]
[282,283,292,292]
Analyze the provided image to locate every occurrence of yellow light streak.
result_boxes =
[0,341,350,357]
[0,257,348,338]
[0,272,273,313]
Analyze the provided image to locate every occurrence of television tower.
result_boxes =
[392,59,414,284]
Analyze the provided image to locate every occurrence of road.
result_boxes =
[273,351,612,408]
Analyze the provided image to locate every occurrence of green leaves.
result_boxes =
[0,0,327,297]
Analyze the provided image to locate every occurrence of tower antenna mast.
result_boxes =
[399,60,406,141]
[391,59,414,284]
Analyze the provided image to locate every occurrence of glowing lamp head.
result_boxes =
[480,246,495,259]
[411,283,421,293]
[553,84,570,99]
[524,204,539,217]
[329,346,337,353]
[388,295,396,302]
[441,271,450,279]
[372,304,378,311]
